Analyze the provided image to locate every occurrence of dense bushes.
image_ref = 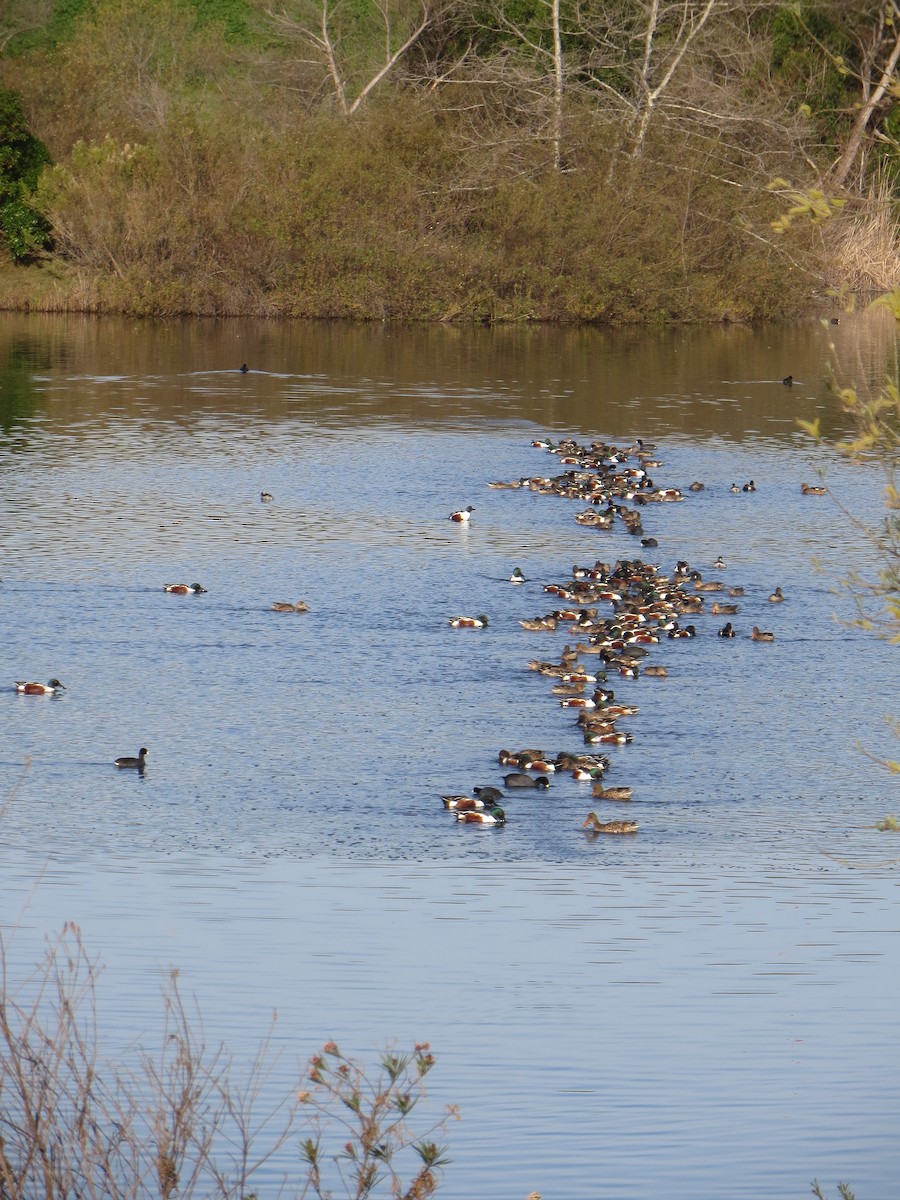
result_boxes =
[0,0,896,319]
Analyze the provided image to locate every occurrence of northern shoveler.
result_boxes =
[710,601,739,615]
[164,582,207,594]
[643,664,668,677]
[519,616,557,631]
[441,794,485,810]
[801,482,827,495]
[450,506,475,522]
[456,805,505,825]
[751,626,775,642]
[449,614,488,628]
[271,599,310,612]
[16,678,64,695]
[509,568,527,583]
[582,812,638,834]
[115,747,148,770]
[592,784,633,801]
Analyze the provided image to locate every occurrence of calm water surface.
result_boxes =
[1,312,899,1199]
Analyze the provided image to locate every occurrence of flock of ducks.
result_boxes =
[442,433,808,839]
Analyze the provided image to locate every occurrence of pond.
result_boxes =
[1,311,898,1199]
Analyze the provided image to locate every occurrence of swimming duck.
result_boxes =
[729,483,740,494]
[572,766,605,781]
[487,479,523,489]
[441,792,482,811]
[271,599,310,612]
[712,556,726,569]
[688,481,705,492]
[667,625,697,639]
[441,794,485,810]
[801,482,827,495]
[710,601,739,615]
[717,622,736,638]
[592,784,633,801]
[450,506,475,522]
[728,586,745,597]
[260,491,273,503]
[449,614,488,628]
[456,805,506,825]
[582,812,638,834]
[519,615,558,631]
[768,587,785,602]
[782,375,793,386]
[583,730,633,745]
[751,626,775,642]
[742,480,757,492]
[503,773,550,789]
[695,580,724,592]
[643,664,668,677]
[164,582,207,594]
[16,678,65,695]
[509,568,527,583]
[114,747,148,770]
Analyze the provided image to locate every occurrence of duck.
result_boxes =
[456,805,506,825]
[16,678,65,695]
[640,537,658,548]
[728,586,745,597]
[688,481,705,492]
[712,556,726,569]
[710,601,739,615]
[583,730,633,745]
[592,784,633,801]
[695,580,724,592]
[271,599,309,612]
[260,491,273,503]
[751,626,775,642]
[509,567,527,584]
[572,766,605,781]
[782,374,793,386]
[441,794,485,811]
[114,747,148,770]
[503,773,550,789]
[729,483,740,494]
[487,479,522,489]
[582,812,638,834]
[768,587,785,602]
[164,582,207,594]
[717,621,736,638]
[449,614,488,628]
[522,758,556,773]
[801,482,827,496]
[519,615,558,631]
[450,506,475,522]
[667,625,697,639]
[643,664,668,677]
[742,480,757,492]
[240,363,249,373]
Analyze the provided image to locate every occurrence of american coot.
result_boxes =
[503,773,550,789]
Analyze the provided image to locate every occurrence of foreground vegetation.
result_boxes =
[0,0,899,321]
[0,923,452,1199]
